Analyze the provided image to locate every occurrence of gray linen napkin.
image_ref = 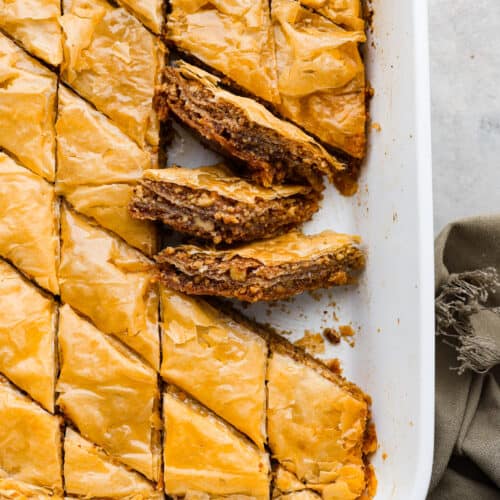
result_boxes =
[428,216,500,499]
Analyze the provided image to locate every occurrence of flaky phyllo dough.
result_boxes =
[56,86,158,255]
[60,0,160,149]
[0,0,62,65]
[0,33,57,182]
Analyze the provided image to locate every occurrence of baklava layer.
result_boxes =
[155,62,348,191]
[130,164,320,244]
[156,230,365,302]
[166,0,280,104]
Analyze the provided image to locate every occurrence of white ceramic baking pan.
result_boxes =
[167,0,435,498]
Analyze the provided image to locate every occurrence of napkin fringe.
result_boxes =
[435,267,500,374]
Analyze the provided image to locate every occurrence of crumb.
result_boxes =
[409,420,414,427]
[382,452,388,461]
[325,358,342,375]
[323,327,341,345]
[397,318,400,325]
[339,325,355,337]
[294,331,325,355]
[392,211,398,222]
[377,328,381,333]
[371,122,382,132]
[332,311,339,322]
[308,290,322,302]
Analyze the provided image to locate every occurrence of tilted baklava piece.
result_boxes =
[0,33,56,181]
[130,164,320,244]
[273,0,366,163]
[166,0,280,104]
[57,305,161,482]
[298,0,364,30]
[155,62,349,191]
[0,152,59,294]
[59,206,160,368]
[60,0,162,150]
[0,377,62,497]
[160,288,267,448]
[267,339,374,499]
[64,428,162,499]
[0,260,56,413]
[156,230,365,302]
[163,388,270,498]
[0,0,62,65]
[57,86,158,256]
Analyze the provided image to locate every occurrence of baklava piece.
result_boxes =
[155,62,348,191]
[130,164,320,244]
[160,288,267,448]
[156,230,365,302]
[59,206,160,368]
[60,0,162,149]
[267,339,374,499]
[163,388,270,499]
[298,0,364,30]
[0,0,62,65]
[64,428,162,498]
[273,0,367,160]
[0,152,59,294]
[166,0,280,104]
[0,33,56,181]
[57,305,161,482]
[0,377,62,497]
[0,260,56,413]
[56,86,158,256]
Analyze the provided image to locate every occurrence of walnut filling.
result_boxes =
[154,68,342,191]
[130,181,319,244]
[156,246,365,302]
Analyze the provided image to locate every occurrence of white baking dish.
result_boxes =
[167,0,435,498]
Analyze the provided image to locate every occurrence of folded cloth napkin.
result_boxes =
[428,216,500,499]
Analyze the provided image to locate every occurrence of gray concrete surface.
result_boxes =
[430,0,500,234]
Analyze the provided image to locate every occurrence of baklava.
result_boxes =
[0,0,62,65]
[0,377,63,497]
[166,0,280,104]
[160,288,268,448]
[60,0,162,150]
[163,387,270,499]
[0,152,59,294]
[59,206,160,368]
[155,62,348,191]
[64,428,162,499]
[267,338,373,498]
[57,305,161,482]
[130,164,320,244]
[273,0,367,160]
[116,0,163,34]
[156,230,365,302]
[56,86,158,256]
[0,33,57,182]
[0,260,56,413]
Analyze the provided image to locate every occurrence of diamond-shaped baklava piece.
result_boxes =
[64,428,162,498]
[163,388,270,498]
[0,0,62,65]
[272,0,367,159]
[160,288,267,448]
[0,260,56,413]
[56,86,158,255]
[0,153,59,294]
[166,0,279,104]
[59,206,159,368]
[60,0,161,149]
[267,342,371,499]
[0,33,56,181]
[57,305,161,481]
[0,377,62,496]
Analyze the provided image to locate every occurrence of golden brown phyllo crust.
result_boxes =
[130,164,321,244]
[155,230,366,302]
[154,62,352,192]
